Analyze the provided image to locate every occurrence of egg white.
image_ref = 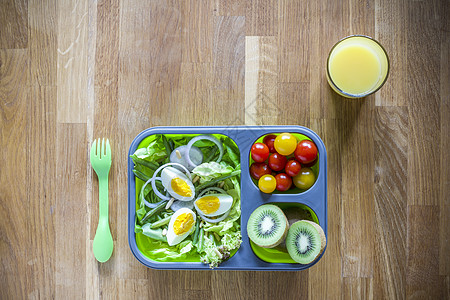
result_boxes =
[161,167,195,201]
[194,193,233,217]
[166,208,196,246]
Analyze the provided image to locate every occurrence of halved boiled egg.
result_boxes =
[166,208,196,246]
[161,167,195,201]
[194,193,233,217]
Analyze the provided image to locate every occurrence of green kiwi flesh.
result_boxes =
[286,220,326,264]
[247,204,289,248]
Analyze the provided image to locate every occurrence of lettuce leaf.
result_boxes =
[131,136,167,162]
[192,161,234,183]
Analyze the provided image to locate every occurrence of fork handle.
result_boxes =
[98,177,109,221]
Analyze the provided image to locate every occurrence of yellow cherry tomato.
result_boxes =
[293,167,316,190]
[258,174,277,193]
[274,133,297,156]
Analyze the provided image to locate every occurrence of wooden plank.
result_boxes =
[181,0,213,63]
[26,85,57,300]
[56,0,89,123]
[278,0,311,83]
[339,98,375,278]
[55,124,86,298]
[308,119,343,300]
[214,0,245,16]
[373,106,407,299]
[173,63,212,125]
[245,0,277,36]
[89,0,122,295]
[406,205,445,299]
[0,0,28,48]
[0,49,28,299]
[277,82,309,126]
[439,0,450,276]
[28,0,57,86]
[407,0,441,206]
[374,0,408,106]
[91,0,120,240]
[118,0,182,129]
[147,270,184,299]
[343,277,373,300]
[211,16,245,125]
[348,0,375,35]
[211,271,308,299]
[245,36,278,125]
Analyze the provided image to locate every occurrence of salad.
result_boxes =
[131,134,242,268]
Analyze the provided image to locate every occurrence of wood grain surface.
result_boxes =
[1,0,449,299]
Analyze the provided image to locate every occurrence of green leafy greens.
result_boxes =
[132,134,242,268]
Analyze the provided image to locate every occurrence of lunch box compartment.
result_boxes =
[128,126,327,270]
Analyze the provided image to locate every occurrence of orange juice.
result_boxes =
[327,35,389,98]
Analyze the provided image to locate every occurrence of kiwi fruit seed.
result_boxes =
[286,220,326,264]
[247,204,289,248]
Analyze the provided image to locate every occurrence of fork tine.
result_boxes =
[105,139,111,157]
[102,138,106,158]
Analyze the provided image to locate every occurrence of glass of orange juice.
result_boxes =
[326,35,389,98]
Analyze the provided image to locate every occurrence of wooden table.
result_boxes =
[1,0,448,299]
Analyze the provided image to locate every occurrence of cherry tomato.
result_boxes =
[275,173,292,191]
[285,159,302,177]
[258,174,277,193]
[294,140,318,164]
[292,167,316,190]
[250,162,271,180]
[268,153,287,172]
[274,133,297,156]
[302,157,318,168]
[263,135,277,153]
[251,143,270,162]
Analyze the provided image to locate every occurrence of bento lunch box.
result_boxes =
[128,125,327,270]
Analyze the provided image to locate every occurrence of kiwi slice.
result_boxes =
[286,220,326,264]
[275,207,315,251]
[247,204,289,248]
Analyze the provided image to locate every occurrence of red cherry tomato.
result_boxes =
[249,162,271,180]
[251,143,270,162]
[285,159,302,177]
[294,140,318,164]
[275,173,292,191]
[268,153,287,172]
[302,157,318,168]
[263,135,277,153]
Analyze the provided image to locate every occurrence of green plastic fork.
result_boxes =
[90,138,113,262]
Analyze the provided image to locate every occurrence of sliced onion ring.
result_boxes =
[185,135,224,169]
[139,176,169,208]
[197,187,228,198]
[170,145,203,171]
[150,162,193,202]
[198,209,231,223]
[139,177,158,208]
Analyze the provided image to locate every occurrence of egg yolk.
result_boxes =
[171,178,192,197]
[173,213,194,236]
[195,196,220,215]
